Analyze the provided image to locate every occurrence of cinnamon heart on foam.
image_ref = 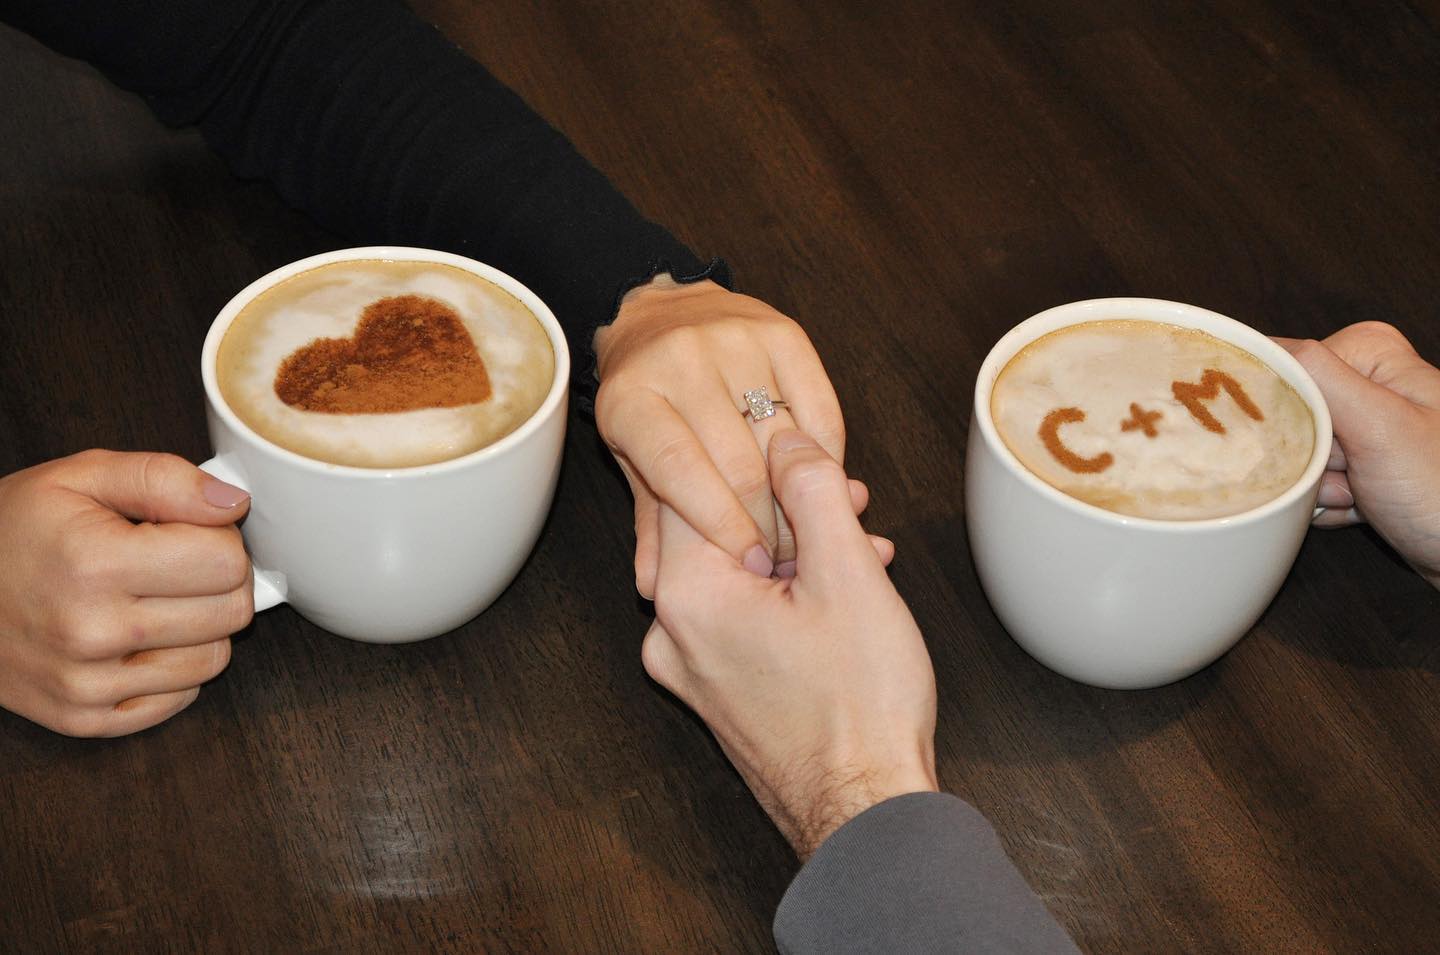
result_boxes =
[274,294,492,413]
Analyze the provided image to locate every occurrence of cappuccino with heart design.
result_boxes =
[216,259,554,468]
[990,319,1314,519]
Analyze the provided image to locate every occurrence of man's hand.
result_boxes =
[594,277,844,597]
[642,429,935,861]
[0,450,254,736]
[1278,322,1440,589]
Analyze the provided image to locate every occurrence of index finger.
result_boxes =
[606,390,775,576]
[101,521,251,597]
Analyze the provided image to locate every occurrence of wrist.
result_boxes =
[594,276,727,376]
[616,274,724,314]
[783,760,939,862]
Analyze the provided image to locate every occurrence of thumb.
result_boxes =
[1280,338,1422,458]
[62,450,250,526]
[766,430,874,581]
[1322,321,1440,411]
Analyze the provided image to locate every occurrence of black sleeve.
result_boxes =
[774,793,1080,954]
[1,0,729,402]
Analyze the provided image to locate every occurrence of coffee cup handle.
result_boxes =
[198,456,288,612]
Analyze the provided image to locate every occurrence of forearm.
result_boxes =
[4,0,723,395]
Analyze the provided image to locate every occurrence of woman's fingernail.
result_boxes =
[1316,482,1354,509]
[772,429,814,453]
[743,544,774,578]
[203,475,250,508]
[775,560,797,579]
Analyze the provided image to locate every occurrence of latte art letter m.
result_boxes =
[1171,369,1264,434]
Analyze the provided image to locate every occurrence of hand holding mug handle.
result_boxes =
[1278,326,1440,590]
[198,457,288,612]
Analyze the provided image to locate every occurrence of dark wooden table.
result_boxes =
[3,2,1438,952]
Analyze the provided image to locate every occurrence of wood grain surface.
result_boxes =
[2,2,1438,952]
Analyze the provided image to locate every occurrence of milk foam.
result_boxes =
[217,260,554,468]
[990,320,1314,520]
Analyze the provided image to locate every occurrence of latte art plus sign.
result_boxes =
[1119,403,1162,437]
[990,320,1315,520]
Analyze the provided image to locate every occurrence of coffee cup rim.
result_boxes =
[201,246,571,478]
[972,297,1333,530]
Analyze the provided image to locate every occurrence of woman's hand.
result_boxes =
[594,277,844,597]
[0,450,254,736]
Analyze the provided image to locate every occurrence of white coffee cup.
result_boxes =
[199,246,569,643]
[965,298,1331,688]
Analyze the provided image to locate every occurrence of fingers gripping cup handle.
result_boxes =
[199,456,288,612]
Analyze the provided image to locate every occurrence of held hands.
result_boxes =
[642,429,937,861]
[0,451,254,736]
[1278,323,1440,589]
[594,277,844,596]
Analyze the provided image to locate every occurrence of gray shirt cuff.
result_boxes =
[773,792,1079,954]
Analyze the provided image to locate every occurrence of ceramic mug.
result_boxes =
[199,246,569,643]
[964,298,1331,688]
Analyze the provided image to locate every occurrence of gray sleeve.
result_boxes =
[773,792,1079,954]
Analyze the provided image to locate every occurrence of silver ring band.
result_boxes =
[741,386,788,421]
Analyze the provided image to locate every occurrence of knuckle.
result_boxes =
[205,638,234,679]
[1346,321,1408,348]
[781,454,846,496]
[652,326,725,372]
[68,448,116,472]
[639,630,674,688]
[60,535,117,589]
[53,667,109,708]
[593,376,636,426]
[710,504,766,549]
[1284,338,1329,370]
[53,707,109,739]
[133,452,186,517]
[807,410,847,451]
[214,533,252,592]
[134,452,167,501]
[719,288,784,322]
[655,322,706,355]
[220,584,255,634]
[721,456,771,503]
[644,432,698,479]
[760,308,805,336]
[701,318,756,353]
[634,555,657,601]
[593,383,622,433]
[56,612,122,660]
[594,385,663,452]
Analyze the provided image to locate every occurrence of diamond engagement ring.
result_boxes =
[741,386,788,421]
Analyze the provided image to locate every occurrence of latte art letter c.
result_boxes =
[1039,407,1114,474]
